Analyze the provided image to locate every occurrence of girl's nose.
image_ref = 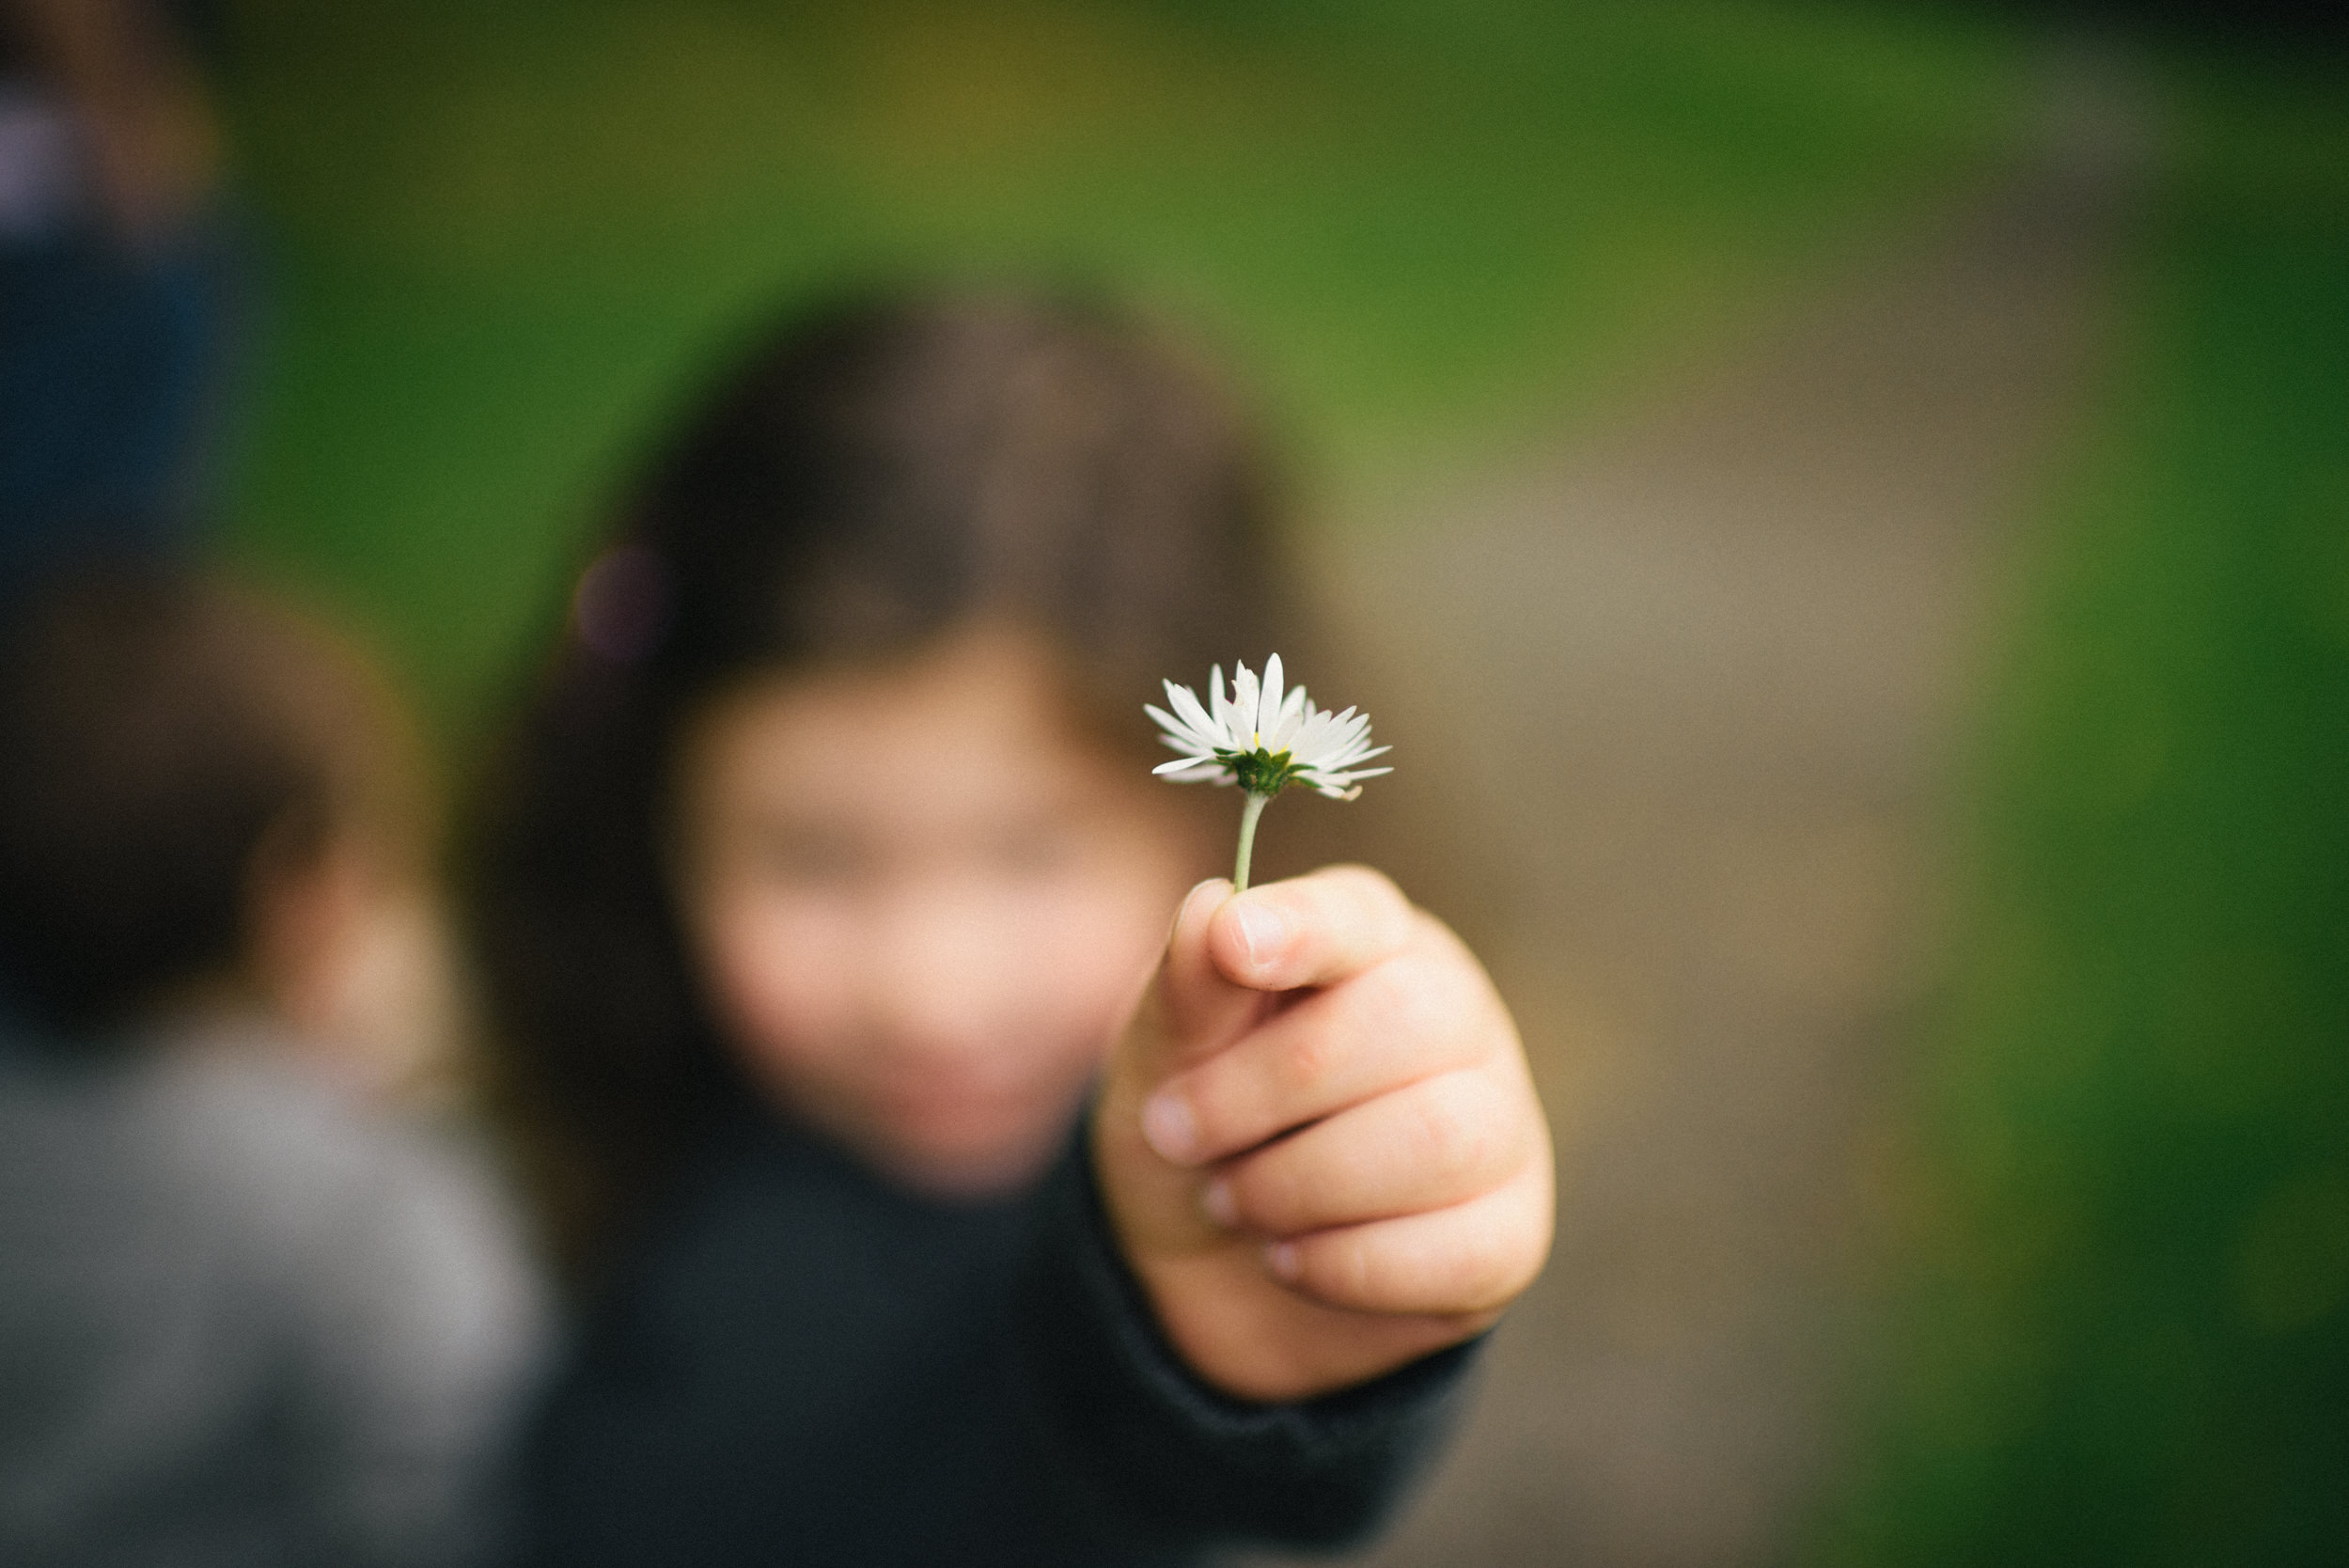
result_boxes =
[860,887,1020,1059]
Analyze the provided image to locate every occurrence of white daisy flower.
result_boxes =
[1144,655,1390,890]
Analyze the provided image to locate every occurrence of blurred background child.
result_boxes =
[473,293,1552,1566]
[0,567,547,1567]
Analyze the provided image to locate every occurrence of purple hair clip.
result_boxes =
[572,544,671,666]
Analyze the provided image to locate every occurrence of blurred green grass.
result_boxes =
[213,0,2027,736]
[1806,59,2349,1568]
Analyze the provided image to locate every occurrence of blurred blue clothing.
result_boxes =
[0,226,240,531]
[0,83,247,588]
[0,1019,551,1568]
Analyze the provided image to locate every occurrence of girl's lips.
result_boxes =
[873,1084,1046,1135]
[862,1067,1090,1151]
[864,1043,1095,1117]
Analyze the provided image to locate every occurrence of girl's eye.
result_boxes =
[993,822,1082,876]
[754,828,872,886]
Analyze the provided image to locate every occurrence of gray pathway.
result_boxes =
[1262,169,2122,1566]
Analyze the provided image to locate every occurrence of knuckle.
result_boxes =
[1318,862,1398,902]
[1351,951,1473,1056]
[1341,959,1417,1031]
[1403,1076,1496,1179]
[1315,863,1412,936]
[1361,873,1417,944]
[1462,1185,1551,1309]
[1411,914,1497,1003]
[1275,1020,1346,1099]
[1431,1228,1519,1312]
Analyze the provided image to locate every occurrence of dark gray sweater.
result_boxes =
[526,1114,1477,1567]
[0,1024,550,1568]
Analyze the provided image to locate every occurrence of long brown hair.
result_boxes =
[470,291,1314,1281]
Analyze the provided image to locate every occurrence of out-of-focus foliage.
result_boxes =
[203,5,2349,1556]
[1809,60,2349,1568]
[212,0,2025,734]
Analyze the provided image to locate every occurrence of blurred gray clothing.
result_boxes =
[0,1022,551,1568]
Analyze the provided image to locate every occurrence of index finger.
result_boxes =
[1207,864,1415,994]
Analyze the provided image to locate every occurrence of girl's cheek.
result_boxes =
[697,885,859,1084]
[1027,869,1183,1034]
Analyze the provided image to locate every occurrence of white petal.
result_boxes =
[1230,662,1260,741]
[1269,685,1309,749]
[1166,683,1220,745]
[1144,700,1198,743]
[1292,710,1353,766]
[1260,654,1284,737]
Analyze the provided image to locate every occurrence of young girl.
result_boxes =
[473,294,1554,1565]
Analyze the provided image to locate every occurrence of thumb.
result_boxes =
[1125,878,1270,1086]
[1096,879,1269,1266]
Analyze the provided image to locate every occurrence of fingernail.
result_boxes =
[1230,900,1292,971]
[1141,1090,1198,1164]
[1199,1177,1237,1229]
[1265,1240,1301,1281]
[1168,878,1229,948]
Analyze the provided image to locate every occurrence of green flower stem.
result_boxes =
[1233,791,1271,894]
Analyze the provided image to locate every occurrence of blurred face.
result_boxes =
[671,626,1206,1198]
[249,835,462,1103]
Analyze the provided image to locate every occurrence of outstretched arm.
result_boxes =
[1092,866,1555,1404]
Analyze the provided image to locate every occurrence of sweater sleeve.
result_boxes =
[279,1118,553,1568]
[180,1061,554,1568]
[1011,1130,1480,1557]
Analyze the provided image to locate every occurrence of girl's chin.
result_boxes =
[761,1068,1094,1199]
[861,1111,1073,1200]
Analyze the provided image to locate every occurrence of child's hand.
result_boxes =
[1092,867,1554,1403]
